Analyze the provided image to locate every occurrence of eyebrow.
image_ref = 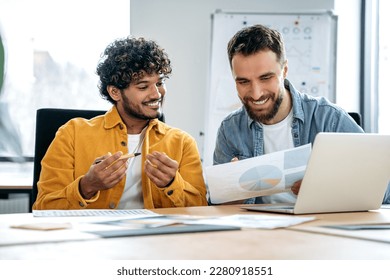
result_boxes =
[235,77,249,82]
[134,76,165,85]
[235,71,275,82]
[259,72,275,78]
[134,79,149,85]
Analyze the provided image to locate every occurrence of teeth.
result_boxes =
[146,101,160,106]
[252,98,268,105]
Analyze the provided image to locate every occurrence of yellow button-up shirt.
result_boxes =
[33,106,207,209]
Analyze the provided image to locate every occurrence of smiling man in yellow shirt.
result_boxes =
[33,37,207,210]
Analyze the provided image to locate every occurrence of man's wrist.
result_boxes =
[79,178,97,199]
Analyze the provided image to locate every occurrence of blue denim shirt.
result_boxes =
[212,79,390,204]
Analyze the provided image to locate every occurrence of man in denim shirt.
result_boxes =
[213,24,390,205]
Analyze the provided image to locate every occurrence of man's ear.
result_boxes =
[107,85,121,102]
[283,60,288,79]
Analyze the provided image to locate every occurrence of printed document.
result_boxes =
[206,144,311,204]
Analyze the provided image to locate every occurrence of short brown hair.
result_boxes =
[227,24,286,68]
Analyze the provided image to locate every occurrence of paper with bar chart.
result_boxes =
[206,144,311,204]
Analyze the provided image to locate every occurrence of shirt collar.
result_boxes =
[285,79,305,123]
[104,106,123,129]
[103,105,166,134]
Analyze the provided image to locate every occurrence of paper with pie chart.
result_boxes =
[206,144,311,204]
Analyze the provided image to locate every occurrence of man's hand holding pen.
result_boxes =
[79,151,140,199]
[145,151,178,188]
[79,151,178,199]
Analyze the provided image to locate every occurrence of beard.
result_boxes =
[121,93,163,120]
[242,90,283,124]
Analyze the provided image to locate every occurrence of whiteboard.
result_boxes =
[203,11,338,167]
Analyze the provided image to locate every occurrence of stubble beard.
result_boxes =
[242,90,283,124]
[122,93,163,120]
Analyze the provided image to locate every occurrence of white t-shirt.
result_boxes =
[117,133,144,209]
[261,110,297,204]
[263,109,294,154]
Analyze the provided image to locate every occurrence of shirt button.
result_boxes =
[167,190,174,196]
[121,141,127,146]
[119,124,124,130]
[79,202,85,207]
[109,202,116,209]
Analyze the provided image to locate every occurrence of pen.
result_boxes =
[94,153,141,165]
[119,152,141,160]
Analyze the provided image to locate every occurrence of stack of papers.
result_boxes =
[90,213,315,231]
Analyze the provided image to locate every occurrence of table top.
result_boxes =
[1,205,390,260]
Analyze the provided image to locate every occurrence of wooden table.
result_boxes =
[1,205,390,260]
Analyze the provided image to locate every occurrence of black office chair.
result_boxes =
[30,108,165,211]
[348,112,362,127]
[30,108,106,211]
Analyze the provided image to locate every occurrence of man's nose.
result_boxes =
[152,85,162,98]
[249,82,265,100]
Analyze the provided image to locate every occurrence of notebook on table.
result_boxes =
[242,133,390,215]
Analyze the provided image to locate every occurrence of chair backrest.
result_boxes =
[30,108,106,211]
[348,112,362,127]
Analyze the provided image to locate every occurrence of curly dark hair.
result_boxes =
[227,24,286,68]
[96,37,172,104]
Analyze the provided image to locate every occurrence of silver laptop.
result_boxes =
[242,133,390,214]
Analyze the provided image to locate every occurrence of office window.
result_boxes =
[0,0,130,159]
[378,0,390,134]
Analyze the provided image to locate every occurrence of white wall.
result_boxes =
[130,0,361,163]
[334,0,362,112]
